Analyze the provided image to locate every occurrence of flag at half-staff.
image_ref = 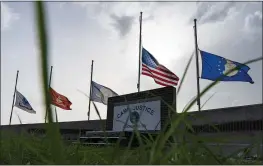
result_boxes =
[141,47,180,87]
[90,81,119,105]
[14,90,36,114]
[200,50,254,84]
[50,87,72,110]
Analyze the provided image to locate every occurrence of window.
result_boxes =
[189,120,262,134]
[259,120,263,130]
[230,121,233,132]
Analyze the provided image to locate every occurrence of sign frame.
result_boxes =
[106,86,177,132]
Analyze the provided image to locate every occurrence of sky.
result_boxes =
[1,1,262,125]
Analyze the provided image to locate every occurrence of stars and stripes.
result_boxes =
[141,47,179,87]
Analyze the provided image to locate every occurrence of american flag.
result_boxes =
[141,47,179,86]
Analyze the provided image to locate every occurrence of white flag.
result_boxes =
[90,81,118,105]
[14,90,36,114]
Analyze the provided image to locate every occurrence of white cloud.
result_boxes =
[241,10,262,42]
[1,2,20,31]
[244,10,262,32]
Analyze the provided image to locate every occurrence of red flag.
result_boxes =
[50,87,72,110]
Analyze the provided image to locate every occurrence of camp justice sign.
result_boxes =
[112,100,161,132]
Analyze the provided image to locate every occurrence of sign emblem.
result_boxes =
[223,60,238,77]
[129,111,140,124]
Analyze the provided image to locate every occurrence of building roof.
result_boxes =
[186,104,263,125]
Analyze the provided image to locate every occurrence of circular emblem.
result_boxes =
[130,111,140,124]
[223,60,238,77]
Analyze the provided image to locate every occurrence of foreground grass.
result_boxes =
[0,131,262,165]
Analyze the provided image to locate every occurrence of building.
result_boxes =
[0,86,262,157]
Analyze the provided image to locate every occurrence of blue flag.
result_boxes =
[200,50,254,84]
[90,81,118,105]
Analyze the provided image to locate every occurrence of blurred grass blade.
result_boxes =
[201,92,217,109]
[77,89,105,131]
[35,1,52,123]
[35,1,64,164]
[177,51,194,96]
[182,96,196,112]
[77,89,89,98]
[77,89,98,119]
[91,101,102,121]
[15,112,23,124]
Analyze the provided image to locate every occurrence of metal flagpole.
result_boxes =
[88,60,94,120]
[45,66,53,122]
[55,107,58,122]
[194,19,201,111]
[9,70,19,125]
[137,11,143,92]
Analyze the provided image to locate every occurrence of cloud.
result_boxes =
[72,2,161,37]
[110,14,135,37]
[190,2,238,25]
[1,2,20,31]
[244,10,262,33]
[238,10,262,42]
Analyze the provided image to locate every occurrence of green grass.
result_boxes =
[1,1,262,165]
[0,131,262,164]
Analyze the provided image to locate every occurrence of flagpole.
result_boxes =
[45,66,53,122]
[194,19,201,112]
[137,11,142,92]
[55,107,58,122]
[88,60,94,120]
[9,70,19,125]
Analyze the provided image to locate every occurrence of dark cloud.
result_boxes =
[110,14,135,37]
[190,2,237,25]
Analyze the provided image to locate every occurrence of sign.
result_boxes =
[112,100,161,131]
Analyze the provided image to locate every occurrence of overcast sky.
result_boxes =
[1,1,262,125]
